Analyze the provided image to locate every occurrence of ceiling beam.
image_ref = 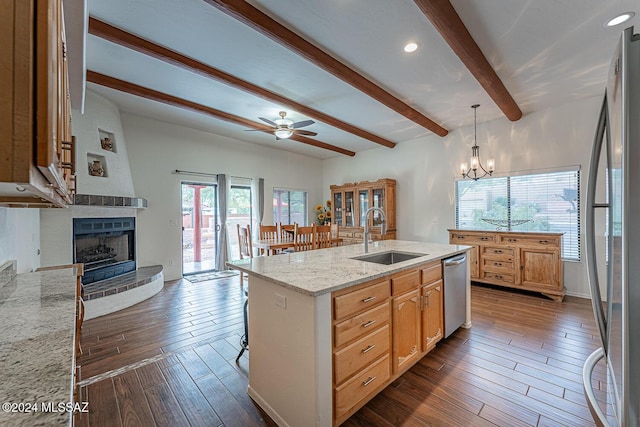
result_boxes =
[86,71,356,157]
[88,17,395,149]
[202,0,449,137]
[413,0,522,121]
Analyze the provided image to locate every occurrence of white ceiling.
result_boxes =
[83,0,639,159]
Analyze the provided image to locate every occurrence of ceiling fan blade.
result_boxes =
[293,129,318,136]
[291,119,315,129]
[259,117,278,127]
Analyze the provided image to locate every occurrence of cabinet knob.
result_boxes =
[494,262,503,267]
[494,249,503,254]
[539,240,549,244]
[480,237,490,241]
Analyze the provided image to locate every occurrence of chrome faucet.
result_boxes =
[363,207,386,253]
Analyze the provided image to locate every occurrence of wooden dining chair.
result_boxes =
[258,224,279,255]
[330,223,341,246]
[293,224,315,252]
[236,224,253,283]
[314,224,332,249]
[278,223,296,241]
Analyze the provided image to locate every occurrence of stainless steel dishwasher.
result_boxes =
[443,254,467,338]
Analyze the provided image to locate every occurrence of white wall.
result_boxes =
[121,113,324,281]
[74,91,136,197]
[323,97,603,298]
[0,207,40,273]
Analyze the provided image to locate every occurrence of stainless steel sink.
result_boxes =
[351,250,427,265]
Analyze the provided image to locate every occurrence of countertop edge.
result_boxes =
[228,244,470,297]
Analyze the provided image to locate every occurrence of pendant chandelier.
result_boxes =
[460,104,495,180]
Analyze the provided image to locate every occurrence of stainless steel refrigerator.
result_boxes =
[583,26,640,427]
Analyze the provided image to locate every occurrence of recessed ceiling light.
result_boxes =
[404,42,419,53]
[605,12,635,27]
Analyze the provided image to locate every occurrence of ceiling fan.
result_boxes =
[247,111,317,140]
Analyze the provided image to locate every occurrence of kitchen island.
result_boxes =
[0,261,81,426]
[228,240,471,427]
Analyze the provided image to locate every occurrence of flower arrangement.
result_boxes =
[314,200,332,225]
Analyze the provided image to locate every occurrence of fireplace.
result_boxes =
[73,217,136,284]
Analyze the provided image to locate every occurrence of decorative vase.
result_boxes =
[89,160,104,177]
[100,137,113,151]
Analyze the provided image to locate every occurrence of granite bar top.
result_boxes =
[0,265,80,426]
[227,240,470,296]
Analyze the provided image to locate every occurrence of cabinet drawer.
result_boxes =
[497,234,560,248]
[481,257,516,273]
[334,303,390,349]
[450,232,495,245]
[335,354,391,420]
[334,280,390,321]
[391,269,420,295]
[482,271,516,285]
[481,246,515,257]
[420,261,442,285]
[334,325,390,384]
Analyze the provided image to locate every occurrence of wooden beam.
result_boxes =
[88,17,395,149]
[201,0,448,137]
[413,0,522,121]
[86,71,356,157]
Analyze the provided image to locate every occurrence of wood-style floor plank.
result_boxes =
[77,277,610,426]
[112,370,156,426]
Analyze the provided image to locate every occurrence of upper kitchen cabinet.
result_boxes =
[0,0,75,207]
[331,178,396,244]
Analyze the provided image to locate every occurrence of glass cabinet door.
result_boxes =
[333,192,343,226]
[372,188,384,226]
[359,190,370,227]
[345,191,354,227]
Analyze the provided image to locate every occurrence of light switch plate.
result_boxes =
[274,293,287,309]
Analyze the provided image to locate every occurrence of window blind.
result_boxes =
[455,168,580,261]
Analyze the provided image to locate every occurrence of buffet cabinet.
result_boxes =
[330,178,396,245]
[331,259,443,425]
[0,0,75,207]
[448,229,564,301]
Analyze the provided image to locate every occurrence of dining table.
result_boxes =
[252,237,295,255]
[252,235,343,255]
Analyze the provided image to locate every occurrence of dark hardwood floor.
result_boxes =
[76,276,607,426]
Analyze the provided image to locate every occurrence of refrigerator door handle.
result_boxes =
[585,94,610,349]
[583,347,611,427]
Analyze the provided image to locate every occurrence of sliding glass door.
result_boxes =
[182,182,218,275]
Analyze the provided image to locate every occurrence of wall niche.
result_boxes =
[98,128,116,153]
[87,153,108,178]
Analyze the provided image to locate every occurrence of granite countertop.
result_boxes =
[0,263,80,427]
[227,240,470,296]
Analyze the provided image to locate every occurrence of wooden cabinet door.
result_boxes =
[421,280,443,353]
[392,289,420,374]
[520,249,560,290]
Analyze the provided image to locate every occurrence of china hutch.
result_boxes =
[330,178,396,245]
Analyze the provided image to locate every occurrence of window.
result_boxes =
[455,168,581,261]
[273,189,308,225]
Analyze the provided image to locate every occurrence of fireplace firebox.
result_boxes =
[73,217,136,284]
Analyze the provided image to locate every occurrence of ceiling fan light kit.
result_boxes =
[460,104,495,181]
[254,111,316,140]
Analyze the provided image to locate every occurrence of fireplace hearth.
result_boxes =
[73,217,136,284]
